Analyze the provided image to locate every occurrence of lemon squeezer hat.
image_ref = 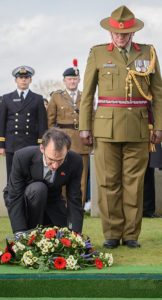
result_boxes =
[100,5,144,33]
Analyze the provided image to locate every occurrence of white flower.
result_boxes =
[16,242,26,251]
[0,251,3,256]
[12,245,18,253]
[32,257,38,263]
[66,255,78,270]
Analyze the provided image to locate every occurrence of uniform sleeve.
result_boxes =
[0,96,7,148]
[47,95,57,128]
[150,50,162,130]
[37,97,48,143]
[79,47,98,130]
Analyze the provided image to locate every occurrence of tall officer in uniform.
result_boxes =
[47,60,91,205]
[79,6,162,248]
[0,66,48,181]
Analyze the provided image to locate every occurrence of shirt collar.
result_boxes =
[66,89,78,96]
[17,88,29,98]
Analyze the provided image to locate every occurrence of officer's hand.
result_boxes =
[79,131,93,146]
[81,136,93,146]
[0,148,5,156]
[151,130,162,144]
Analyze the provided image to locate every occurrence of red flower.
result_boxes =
[27,235,36,245]
[54,257,66,269]
[44,229,56,239]
[95,258,103,269]
[60,238,71,247]
[1,252,12,263]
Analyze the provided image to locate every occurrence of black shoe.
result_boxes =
[103,239,120,249]
[122,240,141,248]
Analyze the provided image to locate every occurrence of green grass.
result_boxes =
[0,216,162,266]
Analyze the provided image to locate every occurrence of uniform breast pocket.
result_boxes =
[94,109,113,138]
[99,67,119,91]
[58,106,65,119]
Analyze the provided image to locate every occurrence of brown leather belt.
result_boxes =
[57,123,79,130]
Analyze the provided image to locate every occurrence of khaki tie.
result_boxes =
[121,48,128,63]
[70,92,76,103]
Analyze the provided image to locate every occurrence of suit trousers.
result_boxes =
[94,141,149,241]
[24,182,67,230]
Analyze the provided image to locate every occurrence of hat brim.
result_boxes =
[100,17,144,33]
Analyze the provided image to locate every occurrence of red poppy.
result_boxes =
[60,238,71,247]
[44,229,56,239]
[54,257,66,269]
[27,235,36,245]
[1,252,12,263]
[95,258,103,269]
[60,172,66,176]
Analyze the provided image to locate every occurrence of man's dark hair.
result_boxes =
[42,128,71,151]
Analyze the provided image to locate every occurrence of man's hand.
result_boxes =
[79,131,93,146]
[0,148,5,156]
[151,130,162,144]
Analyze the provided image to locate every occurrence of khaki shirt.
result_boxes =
[79,43,162,142]
[47,90,91,154]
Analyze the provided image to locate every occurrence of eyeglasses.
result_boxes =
[44,151,67,166]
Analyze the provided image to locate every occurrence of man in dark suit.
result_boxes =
[4,128,84,235]
[0,66,47,181]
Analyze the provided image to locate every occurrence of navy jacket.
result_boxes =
[0,90,47,152]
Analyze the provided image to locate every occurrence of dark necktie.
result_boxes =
[20,91,24,103]
[121,48,128,63]
[45,169,55,183]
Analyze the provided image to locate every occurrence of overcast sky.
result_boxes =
[0,0,162,95]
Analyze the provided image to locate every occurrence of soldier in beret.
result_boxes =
[47,60,91,205]
[0,66,48,181]
[79,6,162,248]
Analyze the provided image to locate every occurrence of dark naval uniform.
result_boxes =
[0,66,47,180]
[79,6,162,247]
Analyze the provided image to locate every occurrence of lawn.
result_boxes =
[0,215,162,266]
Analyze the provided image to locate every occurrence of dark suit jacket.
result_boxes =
[5,146,84,233]
[0,90,47,152]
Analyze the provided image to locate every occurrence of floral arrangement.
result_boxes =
[0,226,113,271]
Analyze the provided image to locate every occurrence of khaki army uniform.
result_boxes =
[79,42,162,241]
[47,89,91,204]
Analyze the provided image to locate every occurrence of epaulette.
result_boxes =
[93,43,108,49]
[51,89,64,96]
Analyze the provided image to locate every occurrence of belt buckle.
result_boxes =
[74,123,79,130]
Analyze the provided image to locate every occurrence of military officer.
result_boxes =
[0,66,48,181]
[79,6,162,248]
[47,61,91,205]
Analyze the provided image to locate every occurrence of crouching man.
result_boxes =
[4,128,84,235]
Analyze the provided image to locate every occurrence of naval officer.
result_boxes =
[0,66,47,180]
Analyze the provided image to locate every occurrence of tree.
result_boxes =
[33,80,64,100]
